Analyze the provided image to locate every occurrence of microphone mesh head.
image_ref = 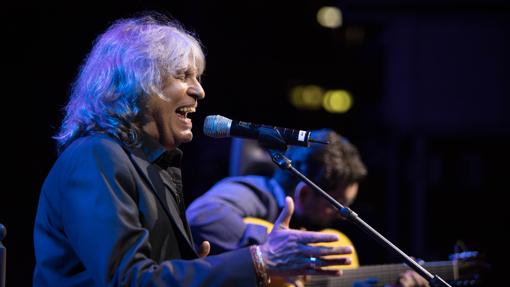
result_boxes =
[203,115,232,138]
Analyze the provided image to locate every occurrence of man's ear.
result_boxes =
[293,181,312,208]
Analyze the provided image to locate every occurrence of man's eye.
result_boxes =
[175,71,199,81]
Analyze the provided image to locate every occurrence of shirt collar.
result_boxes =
[140,132,183,168]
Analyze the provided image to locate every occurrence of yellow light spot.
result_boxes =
[301,85,323,109]
[323,90,353,113]
[290,85,305,108]
[317,6,343,29]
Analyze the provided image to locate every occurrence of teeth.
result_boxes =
[177,106,196,113]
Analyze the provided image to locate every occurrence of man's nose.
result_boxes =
[324,206,336,215]
[188,81,205,100]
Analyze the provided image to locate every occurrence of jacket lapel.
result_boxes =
[128,148,197,255]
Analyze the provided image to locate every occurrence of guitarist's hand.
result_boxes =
[259,196,353,277]
[394,270,429,287]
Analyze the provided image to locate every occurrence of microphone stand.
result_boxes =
[257,128,450,287]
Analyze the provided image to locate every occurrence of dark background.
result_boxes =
[2,0,509,286]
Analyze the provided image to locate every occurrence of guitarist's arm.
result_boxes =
[186,178,280,254]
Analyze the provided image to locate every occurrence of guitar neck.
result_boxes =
[307,260,457,287]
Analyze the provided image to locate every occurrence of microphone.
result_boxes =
[203,115,327,148]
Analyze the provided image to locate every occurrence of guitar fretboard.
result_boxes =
[306,260,456,287]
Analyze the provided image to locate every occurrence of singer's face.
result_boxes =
[143,66,205,150]
[301,183,359,228]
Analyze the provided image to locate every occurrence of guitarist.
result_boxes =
[187,129,429,287]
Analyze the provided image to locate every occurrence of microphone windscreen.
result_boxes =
[203,115,232,138]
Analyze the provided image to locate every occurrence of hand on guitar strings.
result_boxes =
[394,270,430,287]
[258,196,353,277]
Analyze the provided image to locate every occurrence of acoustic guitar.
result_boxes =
[244,217,483,286]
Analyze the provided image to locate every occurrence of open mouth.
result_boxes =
[175,105,196,119]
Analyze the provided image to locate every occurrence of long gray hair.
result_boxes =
[55,13,205,152]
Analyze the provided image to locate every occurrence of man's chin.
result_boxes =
[178,131,193,144]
